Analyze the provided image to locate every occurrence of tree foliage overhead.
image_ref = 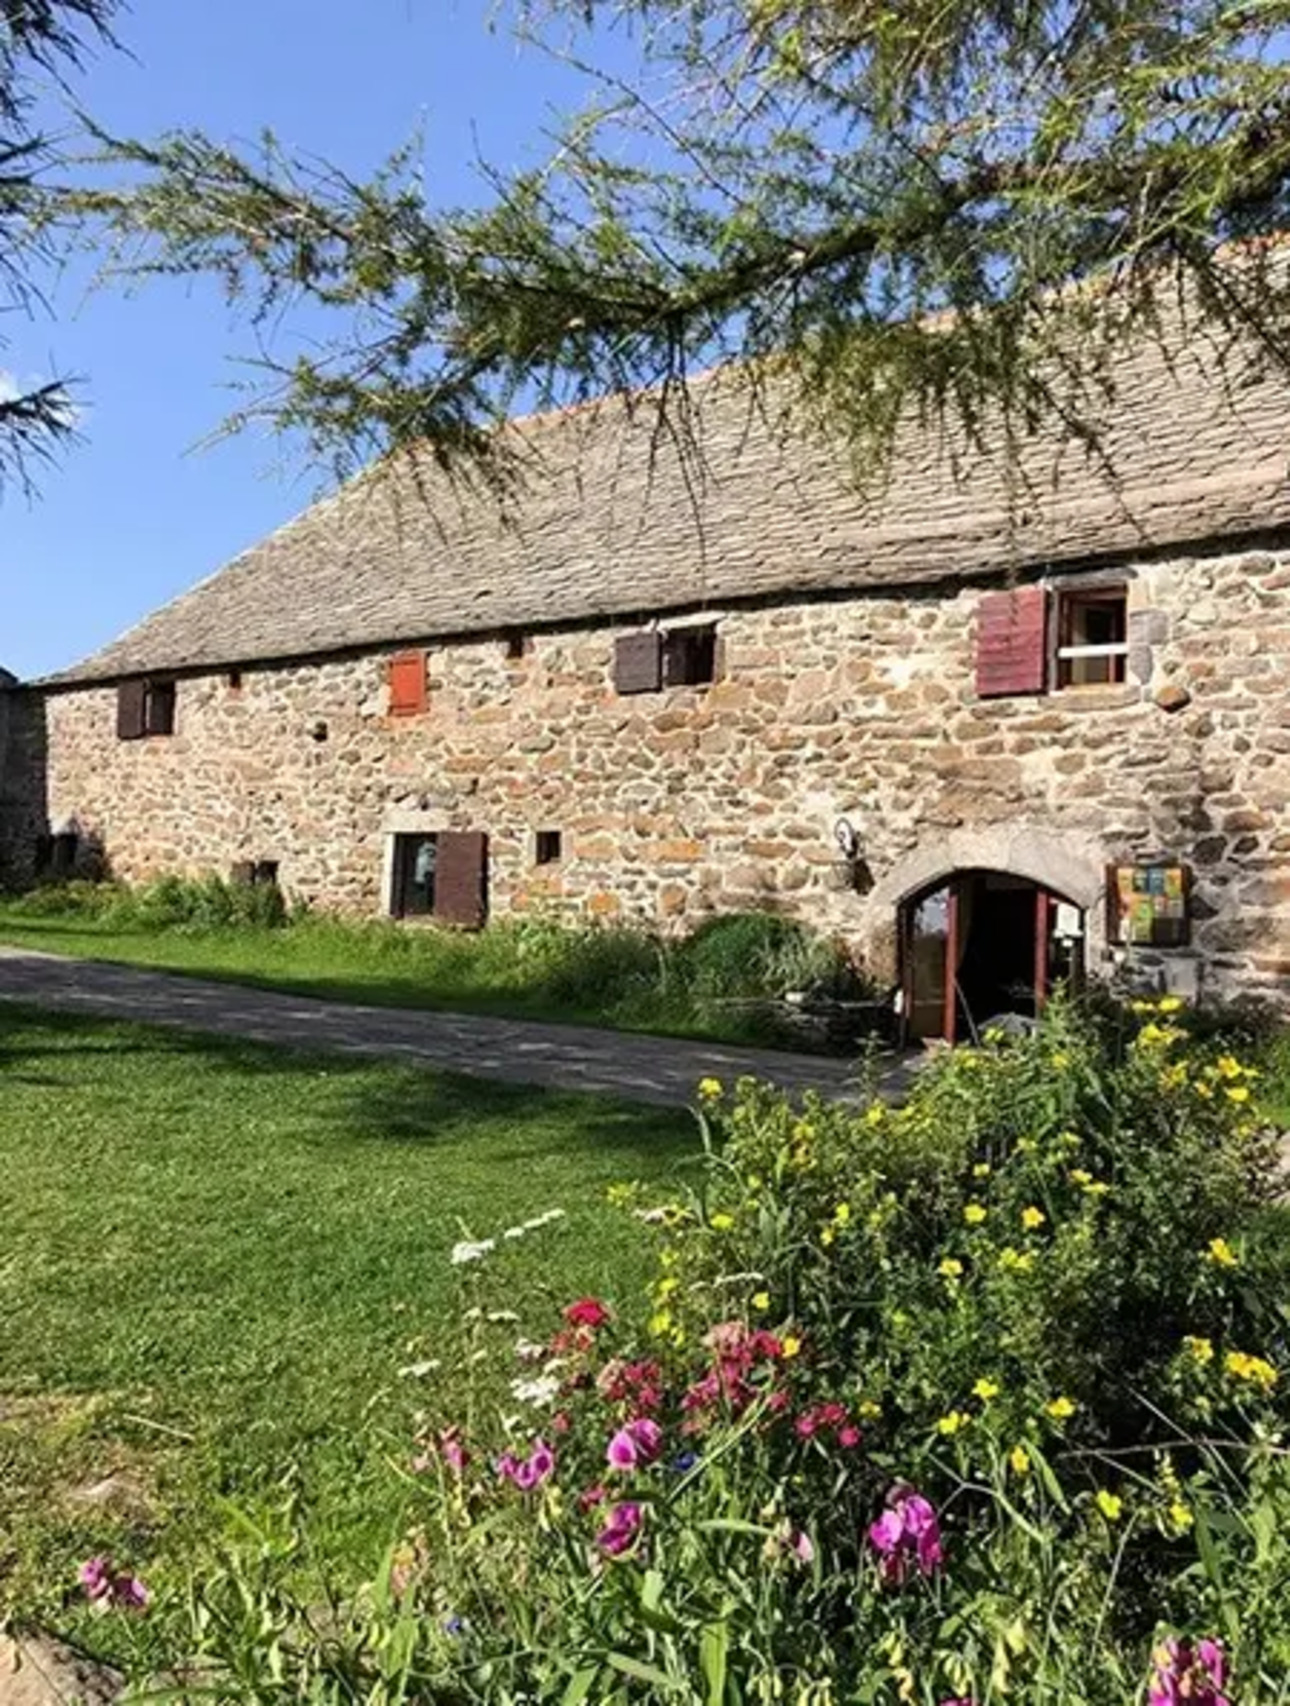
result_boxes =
[78,0,1290,483]
[1,0,116,493]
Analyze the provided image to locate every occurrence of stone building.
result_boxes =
[2,317,1288,1039]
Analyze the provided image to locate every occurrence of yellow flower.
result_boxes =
[864,1103,886,1127]
[697,1077,723,1100]
[1225,1351,1278,1391]
[833,1202,852,1227]
[972,1162,992,1179]
[781,1334,802,1359]
[1215,1054,1244,1080]
[1096,1490,1123,1521]
[820,1225,837,1248]
[858,1399,882,1420]
[937,1257,964,1280]
[1183,1335,1214,1365]
[1010,1444,1032,1476]
[1158,995,1183,1014]
[1205,1237,1238,1268]
[752,1291,771,1312]
[964,1203,988,1226]
[1225,1085,1250,1104]
[655,1275,679,1299]
[1016,1137,1038,1155]
[1084,1180,1111,1198]
[648,1309,672,1337]
[1050,1051,1070,1070]
[1046,1396,1077,1421]
[1058,1130,1081,1149]
[709,1212,735,1232]
[937,1410,972,1436]
[972,1377,1001,1402]
[1195,1080,1214,1099]
[1069,1168,1093,1186]
[1021,1205,1047,1232]
[1168,1499,1194,1533]
[998,1246,1034,1273]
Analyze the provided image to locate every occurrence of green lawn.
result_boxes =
[0,1003,697,1639]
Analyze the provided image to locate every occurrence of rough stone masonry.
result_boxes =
[1,286,1288,1016]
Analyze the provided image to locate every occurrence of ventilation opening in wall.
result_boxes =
[226,668,243,690]
[504,632,527,661]
[535,829,563,867]
[232,859,281,887]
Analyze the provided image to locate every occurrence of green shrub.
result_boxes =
[113,1000,1289,1702]
[674,911,864,1003]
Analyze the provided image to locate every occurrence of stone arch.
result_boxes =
[859,824,1108,983]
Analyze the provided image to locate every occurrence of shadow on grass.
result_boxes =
[0,1000,700,1166]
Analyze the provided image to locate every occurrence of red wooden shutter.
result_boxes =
[388,650,427,716]
[975,587,1048,698]
[116,680,147,739]
[434,831,489,929]
[614,631,662,694]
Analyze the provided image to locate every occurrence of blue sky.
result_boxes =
[2,1,627,679]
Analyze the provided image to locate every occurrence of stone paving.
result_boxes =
[0,946,915,1107]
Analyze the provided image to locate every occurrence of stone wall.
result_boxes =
[0,680,47,891]
[31,546,1290,1010]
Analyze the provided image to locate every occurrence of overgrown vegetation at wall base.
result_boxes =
[99,1001,1290,1702]
[0,879,878,1049]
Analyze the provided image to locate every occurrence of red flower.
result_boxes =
[564,1298,612,1330]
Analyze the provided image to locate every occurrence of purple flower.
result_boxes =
[670,1450,699,1474]
[1148,1638,1229,1706]
[792,1531,815,1565]
[867,1487,944,1584]
[597,1501,644,1557]
[606,1417,663,1471]
[498,1439,556,1491]
[78,1557,149,1613]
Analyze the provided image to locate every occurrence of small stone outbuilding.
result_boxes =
[2,306,1287,1038]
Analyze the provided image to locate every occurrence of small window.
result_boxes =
[1056,587,1128,688]
[145,680,177,736]
[504,633,527,662]
[662,624,717,687]
[391,833,439,917]
[534,830,562,867]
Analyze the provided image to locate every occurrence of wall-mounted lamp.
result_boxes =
[834,817,863,861]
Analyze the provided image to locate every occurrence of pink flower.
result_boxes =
[868,1487,944,1583]
[794,1413,817,1439]
[837,1424,862,1448]
[793,1531,815,1565]
[565,1298,612,1329]
[1148,1638,1229,1706]
[607,1417,664,1470]
[79,1557,149,1613]
[597,1501,644,1556]
[439,1427,468,1473]
[578,1484,607,1511]
[499,1439,556,1491]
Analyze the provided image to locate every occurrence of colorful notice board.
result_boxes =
[1111,863,1190,947]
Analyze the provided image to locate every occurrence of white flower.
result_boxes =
[502,1226,526,1241]
[450,1238,496,1266]
[510,1375,561,1407]
[487,1310,520,1324]
[634,1207,671,1224]
[515,1339,546,1363]
[522,1208,567,1231]
[397,1359,441,1379]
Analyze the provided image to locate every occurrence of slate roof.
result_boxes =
[41,316,1290,686]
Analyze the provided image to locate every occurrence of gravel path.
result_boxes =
[0,945,913,1108]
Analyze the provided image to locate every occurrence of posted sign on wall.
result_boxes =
[1110,863,1190,948]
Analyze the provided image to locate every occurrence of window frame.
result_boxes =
[1051,582,1129,691]
[534,829,563,867]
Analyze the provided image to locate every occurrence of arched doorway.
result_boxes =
[900,869,1085,1044]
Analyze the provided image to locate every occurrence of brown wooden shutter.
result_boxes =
[388,650,428,716]
[975,587,1048,698]
[116,679,147,739]
[614,631,662,695]
[434,831,489,929]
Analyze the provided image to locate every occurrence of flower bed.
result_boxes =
[96,1000,1290,1701]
